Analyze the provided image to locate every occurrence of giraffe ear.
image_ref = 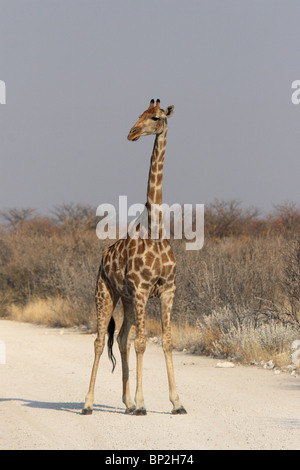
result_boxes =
[165,105,174,118]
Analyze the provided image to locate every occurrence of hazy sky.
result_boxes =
[0,0,299,216]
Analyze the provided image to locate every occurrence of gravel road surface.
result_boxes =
[0,320,299,450]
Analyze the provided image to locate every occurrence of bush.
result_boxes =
[195,307,299,364]
[0,202,299,364]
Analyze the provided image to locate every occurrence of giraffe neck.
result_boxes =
[146,127,167,238]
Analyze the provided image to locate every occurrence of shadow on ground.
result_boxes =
[0,398,170,415]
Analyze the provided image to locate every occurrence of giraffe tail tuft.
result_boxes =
[107,317,116,372]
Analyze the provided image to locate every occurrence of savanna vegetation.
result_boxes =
[0,200,300,366]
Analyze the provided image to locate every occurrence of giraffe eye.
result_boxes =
[151,117,159,121]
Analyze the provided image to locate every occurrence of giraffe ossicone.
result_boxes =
[82,99,187,416]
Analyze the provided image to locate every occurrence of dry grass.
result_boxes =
[6,297,94,328]
[146,312,298,367]
[145,316,202,351]
[6,297,297,367]
[195,308,299,366]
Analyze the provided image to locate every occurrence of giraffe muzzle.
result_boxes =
[127,127,140,141]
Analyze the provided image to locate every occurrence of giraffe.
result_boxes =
[82,99,187,416]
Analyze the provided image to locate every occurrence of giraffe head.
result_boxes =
[128,99,174,141]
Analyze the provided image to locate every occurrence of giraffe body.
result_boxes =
[82,100,186,415]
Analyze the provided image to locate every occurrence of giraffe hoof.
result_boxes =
[172,406,187,415]
[82,408,93,415]
[125,406,136,414]
[133,408,147,416]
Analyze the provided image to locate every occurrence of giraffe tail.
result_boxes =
[107,317,116,373]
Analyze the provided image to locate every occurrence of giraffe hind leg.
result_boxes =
[82,275,118,415]
[160,290,187,415]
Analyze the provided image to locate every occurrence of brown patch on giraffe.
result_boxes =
[161,238,170,249]
[151,242,160,254]
[141,267,152,280]
[140,281,151,290]
[161,252,169,263]
[156,173,163,186]
[150,172,156,184]
[137,242,145,255]
[128,272,140,286]
[144,251,155,266]
[134,257,143,271]
[128,244,137,257]
[148,187,155,202]
[152,257,161,272]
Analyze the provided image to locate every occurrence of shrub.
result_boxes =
[195,307,299,364]
[0,202,299,364]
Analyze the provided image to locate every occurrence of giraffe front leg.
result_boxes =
[160,291,187,415]
[134,338,147,415]
[117,307,136,414]
[133,298,147,415]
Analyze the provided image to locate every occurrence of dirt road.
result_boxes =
[0,319,299,450]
